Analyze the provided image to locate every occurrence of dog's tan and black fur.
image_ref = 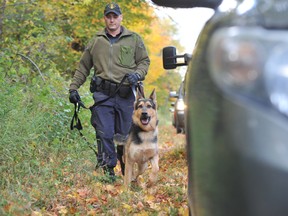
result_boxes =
[124,89,159,188]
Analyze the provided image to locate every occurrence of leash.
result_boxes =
[70,74,136,157]
[70,101,98,157]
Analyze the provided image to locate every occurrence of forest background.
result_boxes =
[0,0,187,215]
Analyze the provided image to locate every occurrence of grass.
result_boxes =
[0,79,188,215]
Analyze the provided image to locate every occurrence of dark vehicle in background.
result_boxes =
[169,81,185,133]
[153,0,288,216]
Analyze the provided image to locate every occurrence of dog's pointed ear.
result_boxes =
[136,88,145,100]
[149,88,157,103]
[138,84,145,98]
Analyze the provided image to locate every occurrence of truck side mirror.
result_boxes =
[163,46,177,69]
[162,46,192,69]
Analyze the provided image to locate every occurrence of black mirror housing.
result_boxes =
[163,46,177,69]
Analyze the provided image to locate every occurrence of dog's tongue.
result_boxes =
[141,118,149,125]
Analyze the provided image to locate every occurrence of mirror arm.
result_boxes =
[166,54,192,66]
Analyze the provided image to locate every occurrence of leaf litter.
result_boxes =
[2,125,188,215]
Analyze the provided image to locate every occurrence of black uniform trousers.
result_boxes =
[90,89,134,171]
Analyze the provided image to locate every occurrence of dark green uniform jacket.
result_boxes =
[69,26,150,91]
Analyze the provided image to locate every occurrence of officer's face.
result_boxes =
[104,13,123,33]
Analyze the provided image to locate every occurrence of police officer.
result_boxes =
[69,2,150,181]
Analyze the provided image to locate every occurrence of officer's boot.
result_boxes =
[103,166,116,182]
[95,160,104,170]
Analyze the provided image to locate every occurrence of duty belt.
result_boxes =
[101,79,131,97]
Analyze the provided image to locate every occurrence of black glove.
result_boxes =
[69,90,81,104]
[127,73,140,85]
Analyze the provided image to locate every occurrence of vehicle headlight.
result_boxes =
[208,27,288,116]
[176,99,185,111]
[265,47,288,116]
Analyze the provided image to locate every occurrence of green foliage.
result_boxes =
[0,69,95,211]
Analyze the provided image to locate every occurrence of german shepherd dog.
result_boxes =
[124,89,159,188]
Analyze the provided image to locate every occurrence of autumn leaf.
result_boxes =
[86,196,99,204]
[57,205,68,215]
[122,203,133,212]
[31,211,42,216]
[136,201,144,210]
[77,188,90,198]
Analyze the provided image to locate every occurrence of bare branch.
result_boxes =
[17,53,46,82]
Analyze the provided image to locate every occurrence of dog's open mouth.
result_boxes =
[140,115,151,125]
